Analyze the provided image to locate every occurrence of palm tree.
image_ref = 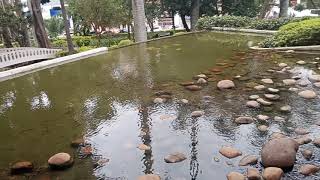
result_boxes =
[59,0,75,54]
[279,0,289,17]
[131,0,147,42]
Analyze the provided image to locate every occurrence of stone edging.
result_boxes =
[0,47,108,82]
[250,45,320,51]
[210,27,277,35]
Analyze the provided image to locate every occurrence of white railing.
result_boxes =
[0,48,61,68]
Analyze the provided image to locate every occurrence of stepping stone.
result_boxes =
[257,115,270,121]
[280,105,291,112]
[197,78,207,84]
[283,79,296,85]
[235,116,254,124]
[195,74,207,79]
[257,98,272,106]
[298,90,317,99]
[48,152,73,169]
[179,81,195,86]
[271,132,286,139]
[254,85,266,91]
[217,80,235,90]
[297,80,310,87]
[219,146,242,158]
[246,101,260,108]
[11,161,34,175]
[249,95,260,100]
[239,155,258,166]
[288,87,299,92]
[267,88,279,93]
[296,60,306,65]
[261,79,273,84]
[278,63,287,67]
[164,152,187,163]
[313,138,320,147]
[264,94,280,101]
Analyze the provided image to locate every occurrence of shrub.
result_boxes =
[52,39,67,48]
[78,46,94,52]
[73,36,92,47]
[117,39,134,47]
[260,18,320,47]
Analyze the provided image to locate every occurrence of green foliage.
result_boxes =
[260,18,320,47]
[45,17,65,38]
[117,39,134,47]
[73,36,92,47]
[56,50,69,57]
[294,4,305,11]
[52,39,68,48]
[78,46,94,52]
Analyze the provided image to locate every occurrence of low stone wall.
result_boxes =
[250,45,320,51]
[210,27,277,35]
[0,47,108,82]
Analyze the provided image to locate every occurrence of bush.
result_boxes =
[117,39,134,47]
[52,39,68,48]
[73,36,92,47]
[78,46,94,52]
[260,18,320,47]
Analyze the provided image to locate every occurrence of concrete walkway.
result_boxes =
[0,47,108,82]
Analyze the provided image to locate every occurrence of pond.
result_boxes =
[0,32,320,180]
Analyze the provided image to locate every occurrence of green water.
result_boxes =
[0,32,319,179]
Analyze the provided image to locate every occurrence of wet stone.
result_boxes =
[235,116,254,124]
[274,116,285,122]
[185,85,202,91]
[278,63,287,67]
[258,125,269,132]
[301,149,313,160]
[180,99,189,104]
[297,80,310,87]
[280,105,291,112]
[195,74,207,79]
[246,101,260,108]
[191,111,204,117]
[217,80,235,90]
[80,146,93,156]
[257,115,270,121]
[313,138,320,147]
[309,74,320,82]
[227,172,245,180]
[299,164,320,176]
[263,167,283,180]
[247,168,261,180]
[294,128,309,135]
[153,98,164,104]
[298,90,317,99]
[137,174,161,180]
[164,152,187,163]
[254,85,266,91]
[249,95,260,100]
[261,79,273,84]
[137,144,151,151]
[288,87,299,92]
[219,146,242,158]
[267,88,279,93]
[10,161,34,175]
[48,152,73,169]
[295,136,312,145]
[264,94,280,101]
[213,156,220,162]
[296,60,306,65]
[239,155,258,166]
[197,78,207,84]
[179,81,195,86]
[283,79,296,86]
[271,132,286,139]
[257,98,272,106]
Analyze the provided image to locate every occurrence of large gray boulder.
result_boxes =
[261,138,299,168]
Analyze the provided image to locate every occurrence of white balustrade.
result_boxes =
[0,48,61,68]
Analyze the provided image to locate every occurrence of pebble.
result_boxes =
[313,138,320,147]
[298,90,317,99]
[10,161,34,174]
[246,101,260,108]
[217,80,235,90]
[296,60,306,65]
[191,111,204,117]
[263,167,283,180]
[257,115,270,121]
[257,98,272,106]
[264,94,280,101]
[301,149,313,160]
[258,125,269,132]
[239,155,258,166]
[274,116,285,122]
[137,174,161,180]
[219,146,242,158]
[137,144,151,151]
[48,152,73,169]
[267,88,279,93]
[261,79,273,84]
[280,105,291,112]
[295,128,309,135]
[283,79,296,85]
[227,172,245,180]
[180,99,189,104]
[299,164,320,176]
[153,98,164,104]
[235,116,254,124]
[164,152,187,163]
[249,95,260,100]
[288,87,299,92]
[185,85,202,91]
[247,168,261,180]
[254,85,266,91]
[278,63,287,67]
[197,78,207,84]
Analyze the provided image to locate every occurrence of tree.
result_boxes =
[45,16,64,38]
[279,0,289,17]
[132,0,147,42]
[30,0,51,48]
[145,0,161,32]
[191,0,200,31]
[60,0,75,54]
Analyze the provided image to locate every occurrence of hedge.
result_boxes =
[196,15,314,31]
[260,18,320,47]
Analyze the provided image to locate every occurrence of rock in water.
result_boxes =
[254,85,266,91]
[299,164,320,176]
[261,138,299,168]
[10,161,34,174]
[258,125,269,132]
[48,152,73,169]
[239,155,258,166]
[247,168,261,180]
[137,174,161,180]
[264,94,280,101]
[294,128,309,135]
[296,60,306,65]
[191,111,204,117]
[257,115,270,121]
[164,152,187,163]
[257,98,272,106]
[313,138,320,147]
[298,90,317,99]
[261,79,273,84]
[219,146,242,158]
[249,95,260,100]
[278,63,287,67]
[263,167,283,180]
[71,138,84,148]
[153,98,164,104]
[179,81,195,86]
[246,101,260,108]
[197,78,207,84]
[267,88,280,93]
[180,99,189,104]
[185,85,202,91]
[301,149,313,160]
[309,74,320,82]
[227,172,245,180]
[280,105,291,112]
[217,80,235,90]
[283,79,296,86]
[137,144,151,151]
[295,136,312,145]
[235,116,254,124]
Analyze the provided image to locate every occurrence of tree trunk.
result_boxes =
[131,0,147,42]
[180,14,190,32]
[191,0,200,31]
[30,0,50,48]
[1,28,13,48]
[171,10,175,30]
[60,0,75,54]
[279,0,289,17]
[15,0,31,47]
[127,24,131,39]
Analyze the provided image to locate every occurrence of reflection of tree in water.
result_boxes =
[189,118,199,180]
[138,104,154,174]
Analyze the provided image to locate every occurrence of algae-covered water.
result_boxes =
[0,32,320,179]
